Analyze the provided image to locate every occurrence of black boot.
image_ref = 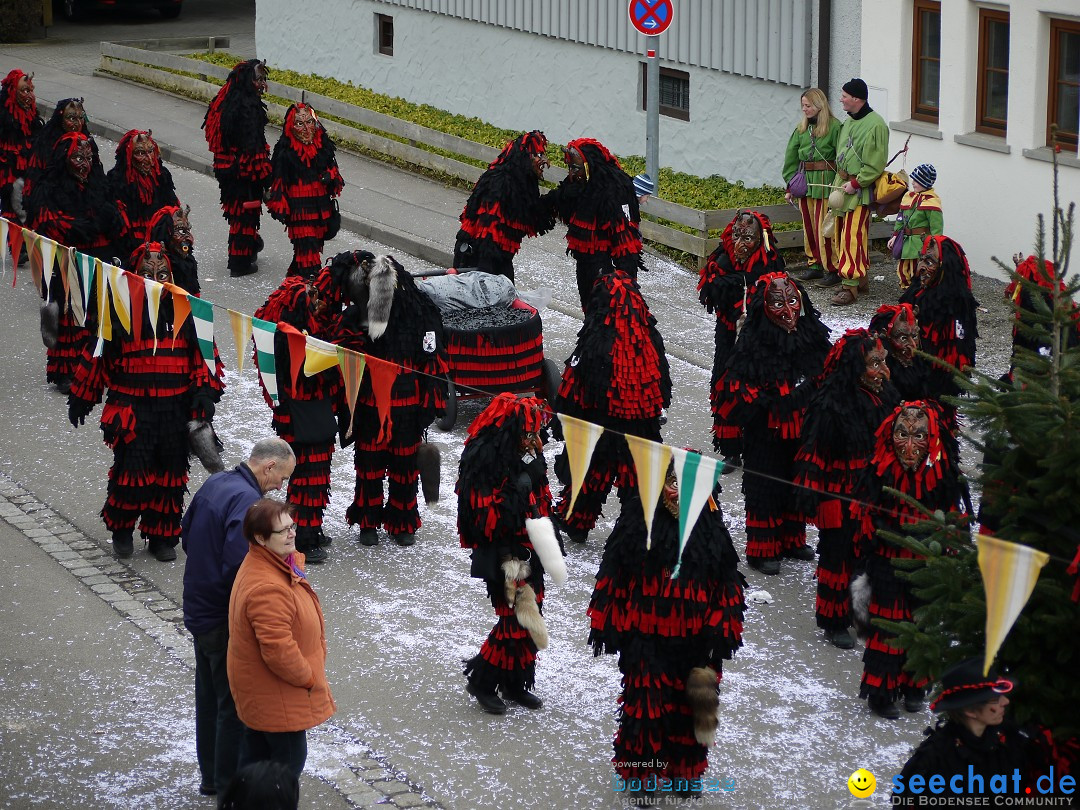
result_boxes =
[295,527,328,563]
[466,682,505,714]
[112,529,134,558]
[148,538,177,562]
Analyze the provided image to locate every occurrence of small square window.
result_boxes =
[377,13,394,57]
[641,64,690,122]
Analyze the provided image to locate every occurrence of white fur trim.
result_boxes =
[366,255,397,340]
[526,517,566,585]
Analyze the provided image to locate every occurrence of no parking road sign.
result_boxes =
[629,0,673,36]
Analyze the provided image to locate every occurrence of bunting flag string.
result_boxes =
[25,230,43,294]
[251,317,279,404]
[669,447,723,578]
[7,222,24,287]
[560,414,605,516]
[144,277,163,353]
[365,355,400,444]
[187,295,218,376]
[338,349,366,438]
[70,251,96,326]
[625,434,671,550]
[127,273,146,344]
[95,255,111,344]
[303,335,342,377]
[57,244,73,301]
[106,263,132,335]
[977,533,1050,676]
[228,309,253,374]
[0,217,8,278]
[169,284,191,333]
[277,321,308,393]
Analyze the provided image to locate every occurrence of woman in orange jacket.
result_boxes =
[228,498,335,779]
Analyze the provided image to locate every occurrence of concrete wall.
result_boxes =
[255,0,805,187]
[861,0,1080,281]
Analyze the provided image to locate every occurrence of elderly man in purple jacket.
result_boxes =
[181,437,295,799]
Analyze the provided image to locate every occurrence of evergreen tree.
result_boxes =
[883,143,1080,742]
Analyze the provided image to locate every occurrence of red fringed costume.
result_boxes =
[0,69,43,222]
[253,273,344,556]
[27,131,122,390]
[267,103,344,279]
[453,130,553,282]
[712,271,831,571]
[324,251,448,543]
[147,203,200,296]
[1004,255,1080,378]
[203,60,271,276]
[899,235,978,430]
[25,98,103,200]
[67,243,225,556]
[588,484,745,786]
[458,394,555,708]
[554,269,671,542]
[107,130,179,261]
[794,329,899,641]
[869,303,930,402]
[853,401,967,711]
[548,138,642,309]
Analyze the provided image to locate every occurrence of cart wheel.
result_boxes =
[541,357,562,403]
[436,378,457,431]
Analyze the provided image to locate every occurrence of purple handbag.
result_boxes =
[787,163,808,198]
[891,232,905,260]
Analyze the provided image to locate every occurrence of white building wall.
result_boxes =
[861,0,1080,281]
[255,0,806,186]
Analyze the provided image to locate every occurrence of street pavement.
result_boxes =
[0,4,1020,809]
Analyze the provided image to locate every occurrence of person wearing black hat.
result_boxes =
[892,658,1033,806]
[822,78,890,307]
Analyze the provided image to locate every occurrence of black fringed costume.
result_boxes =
[794,329,899,636]
[554,269,671,540]
[899,236,979,429]
[869,303,930,401]
[27,131,122,388]
[107,130,179,261]
[147,204,200,296]
[254,273,344,553]
[587,489,745,784]
[25,98,102,200]
[325,252,448,542]
[548,138,642,309]
[1003,255,1080,378]
[712,271,830,567]
[453,130,553,282]
[203,60,271,276]
[853,402,966,709]
[67,243,225,554]
[458,394,555,702]
[0,69,43,222]
[267,103,344,279]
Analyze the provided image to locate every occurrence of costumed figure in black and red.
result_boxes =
[899,235,978,431]
[0,69,43,224]
[698,210,784,468]
[67,242,225,561]
[267,103,344,279]
[458,393,563,715]
[203,59,271,277]
[852,401,967,718]
[25,98,102,200]
[548,137,642,309]
[28,131,123,393]
[1003,253,1080,380]
[147,203,199,295]
[252,272,345,564]
[712,271,830,575]
[452,130,552,282]
[553,268,671,544]
[588,464,745,790]
[794,329,899,649]
[869,303,929,402]
[324,251,448,547]
[107,129,179,260]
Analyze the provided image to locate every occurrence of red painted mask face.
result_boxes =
[888,317,920,367]
[61,102,84,133]
[292,107,316,145]
[253,63,268,96]
[67,139,92,183]
[861,339,891,392]
[731,215,763,264]
[16,76,35,110]
[530,149,549,181]
[893,407,930,471]
[764,277,801,332]
[137,248,172,284]
[917,240,943,288]
[131,135,155,176]
[662,468,679,518]
[170,206,194,255]
[520,428,543,459]
[564,147,586,183]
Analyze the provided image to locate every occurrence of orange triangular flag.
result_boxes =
[338,348,367,442]
[8,224,25,287]
[168,285,191,332]
[277,322,308,393]
[127,273,146,343]
[25,230,43,293]
[365,354,399,443]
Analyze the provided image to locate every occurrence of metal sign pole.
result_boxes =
[646,47,659,189]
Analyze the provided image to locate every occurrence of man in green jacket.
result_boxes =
[822,78,890,307]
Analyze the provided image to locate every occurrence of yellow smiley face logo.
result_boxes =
[847,768,876,798]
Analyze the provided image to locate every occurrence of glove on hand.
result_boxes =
[68,397,92,428]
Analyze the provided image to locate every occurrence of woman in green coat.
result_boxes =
[782,88,842,282]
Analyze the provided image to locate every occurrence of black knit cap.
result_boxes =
[842,78,868,100]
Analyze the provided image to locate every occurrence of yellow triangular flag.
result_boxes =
[304,335,341,376]
[107,263,132,335]
[95,257,111,343]
[977,533,1050,676]
[560,414,605,516]
[228,310,253,374]
[144,277,163,353]
[625,434,672,550]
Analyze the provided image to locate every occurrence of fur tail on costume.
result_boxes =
[366,254,397,340]
[40,301,59,348]
[526,516,567,585]
[417,442,440,504]
[686,666,719,746]
[12,177,26,223]
[514,583,548,650]
[851,571,872,641]
[188,420,225,474]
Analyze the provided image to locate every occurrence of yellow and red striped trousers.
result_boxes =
[798,196,837,272]
[835,204,871,282]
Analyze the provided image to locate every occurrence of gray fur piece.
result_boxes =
[366,254,398,340]
[40,301,60,348]
[513,583,548,649]
[851,571,873,641]
[11,177,25,223]
[686,666,719,746]
[188,420,225,474]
